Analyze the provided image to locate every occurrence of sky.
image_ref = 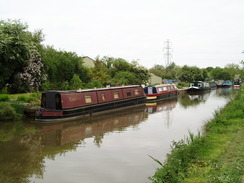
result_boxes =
[1,0,244,69]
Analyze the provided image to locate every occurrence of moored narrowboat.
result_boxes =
[233,80,241,88]
[143,84,178,101]
[222,80,233,87]
[187,81,210,93]
[36,85,146,122]
[216,80,233,87]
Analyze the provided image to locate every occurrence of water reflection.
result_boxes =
[145,99,177,127]
[0,122,44,183]
[216,87,233,96]
[38,106,148,147]
[178,90,211,108]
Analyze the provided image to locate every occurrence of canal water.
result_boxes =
[0,88,237,183]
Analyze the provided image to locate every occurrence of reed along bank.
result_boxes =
[150,87,244,183]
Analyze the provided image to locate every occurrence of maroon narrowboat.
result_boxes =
[36,85,146,122]
[143,84,178,101]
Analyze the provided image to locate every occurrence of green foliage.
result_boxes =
[17,95,36,103]
[101,57,149,86]
[0,94,10,102]
[149,63,178,80]
[40,46,90,90]
[0,20,45,93]
[111,71,136,85]
[69,74,83,90]
[0,87,8,94]
[0,102,21,121]
[41,80,52,91]
[10,102,24,115]
[176,82,189,89]
[178,65,205,82]
[86,79,104,88]
[89,59,110,86]
[149,135,204,183]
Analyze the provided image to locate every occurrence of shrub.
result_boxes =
[0,102,21,121]
[0,94,10,102]
[17,96,28,102]
[10,102,24,114]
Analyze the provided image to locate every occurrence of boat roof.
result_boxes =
[145,84,176,88]
[42,85,141,94]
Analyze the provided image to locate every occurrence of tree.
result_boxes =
[224,63,241,80]
[130,60,150,85]
[70,74,83,90]
[89,59,110,86]
[178,65,204,82]
[40,46,90,90]
[16,49,45,92]
[149,65,165,78]
[111,71,136,85]
[210,67,223,80]
[0,20,32,90]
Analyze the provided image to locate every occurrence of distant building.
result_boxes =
[81,56,95,68]
[148,73,162,85]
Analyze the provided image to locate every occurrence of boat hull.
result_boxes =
[187,87,210,93]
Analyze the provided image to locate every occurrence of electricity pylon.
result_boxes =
[163,39,173,67]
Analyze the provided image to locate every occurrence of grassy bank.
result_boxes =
[0,93,41,121]
[150,87,244,183]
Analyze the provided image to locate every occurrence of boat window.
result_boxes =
[102,93,106,101]
[163,87,167,91]
[135,89,139,95]
[113,92,119,99]
[158,88,163,92]
[85,95,92,103]
[126,90,132,96]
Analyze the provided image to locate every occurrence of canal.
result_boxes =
[0,88,237,183]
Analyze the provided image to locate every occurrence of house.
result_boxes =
[81,56,95,68]
[148,73,162,85]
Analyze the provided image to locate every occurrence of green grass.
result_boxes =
[149,87,244,183]
[0,92,41,121]
[0,102,22,121]
[177,82,190,89]
[0,94,10,102]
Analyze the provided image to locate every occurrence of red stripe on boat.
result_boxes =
[42,111,63,116]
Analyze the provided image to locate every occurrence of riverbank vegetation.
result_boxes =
[149,87,244,182]
[0,93,40,121]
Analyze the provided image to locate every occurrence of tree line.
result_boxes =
[0,20,243,94]
[149,62,243,83]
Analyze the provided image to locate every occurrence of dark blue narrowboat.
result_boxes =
[143,84,178,101]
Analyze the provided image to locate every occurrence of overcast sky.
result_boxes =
[1,0,244,69]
